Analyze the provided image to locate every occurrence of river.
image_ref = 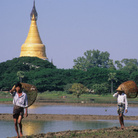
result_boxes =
[0,104,137,116]
[1,120,138,138]
[1,104,138,138]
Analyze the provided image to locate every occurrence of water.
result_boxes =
[1,120,138,138]
[0,104,138,116]
[1,104,138,138]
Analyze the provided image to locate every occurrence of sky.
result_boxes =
[0,0,138,69]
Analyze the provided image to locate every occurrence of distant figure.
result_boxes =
[113,87,128,129]
[10,82,28,138]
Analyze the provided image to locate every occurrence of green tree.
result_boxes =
[108,72,118,94]
[73,49,110,70]
[69,83,88,98]
[0,57,56,91]
[121,59,138,74]
[130,71,138,84]
[108,59,116,70]
[115,58,138,74]
[115,60,123,70]
[64,83,73,93]
[91,83,110,95]
[17,71,25,82]
[84,68,110,88]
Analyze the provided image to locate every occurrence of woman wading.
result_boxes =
[10,82,28,138]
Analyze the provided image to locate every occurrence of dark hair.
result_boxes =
[15,82,22,88]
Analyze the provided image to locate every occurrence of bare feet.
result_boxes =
[121,126,125,130]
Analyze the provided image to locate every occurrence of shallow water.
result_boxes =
[2,120,138,138]
[0,104,137,116]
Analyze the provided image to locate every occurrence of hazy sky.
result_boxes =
[0,0,138,69]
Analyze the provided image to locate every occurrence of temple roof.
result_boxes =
[30,0,38,21]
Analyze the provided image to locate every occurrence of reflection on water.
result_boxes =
[23,121,45,135]
[0,104,138,116]
[1,120,138,138]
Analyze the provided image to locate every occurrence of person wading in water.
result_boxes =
[10,82,28,138]
[113,87,128,129]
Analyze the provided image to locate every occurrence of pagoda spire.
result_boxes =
[30,0,38,21]
[20,0,47,60]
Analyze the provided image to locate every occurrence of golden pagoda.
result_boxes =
[20,0,47,60]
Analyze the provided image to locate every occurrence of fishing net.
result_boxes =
[21,83,37,107]
[116,81,138,98]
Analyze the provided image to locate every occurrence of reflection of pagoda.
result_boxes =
[20,0,47,60]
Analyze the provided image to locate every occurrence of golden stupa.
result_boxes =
[20,0,47,60]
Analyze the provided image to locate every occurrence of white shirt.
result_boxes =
[11,92,28,108]
[113,92,128,110]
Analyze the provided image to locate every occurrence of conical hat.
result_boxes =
[12,83,37,107]
[116,86,124,92]
[116,81,138,98]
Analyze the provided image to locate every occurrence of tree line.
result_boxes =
[0,49,138,94]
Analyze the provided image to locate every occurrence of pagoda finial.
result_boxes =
[30,0,38,21]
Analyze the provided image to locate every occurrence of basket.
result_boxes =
[116,81,138,98]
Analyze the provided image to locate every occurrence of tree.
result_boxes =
[108,72,118,94]
[69,83,88,98]
[121,59,138,74]
[115,58,138,74]
[130,71,138,84]
[73,49,110,70]
[108,59,116,70]
[64,83,73,93]
[115,60,123,70]
[17,71,25,82]
[91,83,110,95]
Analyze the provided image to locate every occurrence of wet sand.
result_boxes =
[1,113,138,121]
[9,126,138,138]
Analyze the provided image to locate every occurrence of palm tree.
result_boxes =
[17,71,25,82]
[108,72,118,94]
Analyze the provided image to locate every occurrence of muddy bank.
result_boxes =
[1,114,138,121]
[9,126,138,138]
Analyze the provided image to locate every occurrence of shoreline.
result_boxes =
[1,101,138,107]
[1,114,138,121]
[9,126,138,138]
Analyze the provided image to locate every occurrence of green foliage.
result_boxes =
[84,68,110,88]
[64,83,73,93]
[108,59,116,70]
[115,70,129,86]
[69,83,88,98]
[91,83,110,95]
[17,71,25,82]
[108,72,118,93]
[130,71,138,84]
[115,58,138,74]
[0,53,134,93]
[73,49,110,70]
[0,57,56,90]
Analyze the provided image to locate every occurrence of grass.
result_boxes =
[0,91,12,102]
[0,90,138,104]
[37,91,138,104]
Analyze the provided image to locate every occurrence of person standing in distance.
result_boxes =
[10,82,28,138]
[113,86,128,129]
